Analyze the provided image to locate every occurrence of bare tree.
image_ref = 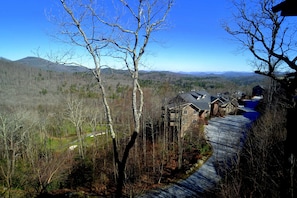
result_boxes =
[64,94,86,159]
[224,0,297,93]
[224,0,297,197]
[25,146,74,195]
[0,111,33,197]
[57,0,173,196]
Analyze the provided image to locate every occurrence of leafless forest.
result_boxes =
[0,57,274,197]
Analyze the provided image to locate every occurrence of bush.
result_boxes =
[213,107,288,198]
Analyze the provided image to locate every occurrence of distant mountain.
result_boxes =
[0,57,11,62]
[6,56,267,87]
[14,56,90,73]
[179,71,257,77]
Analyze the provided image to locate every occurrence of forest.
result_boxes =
[1,0,297,197]
[0,57,268,197]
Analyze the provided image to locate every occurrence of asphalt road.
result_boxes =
[138,115,252,198]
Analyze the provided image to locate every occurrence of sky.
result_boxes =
[0,1,254,72]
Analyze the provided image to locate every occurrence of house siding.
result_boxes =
[180,105,199,137]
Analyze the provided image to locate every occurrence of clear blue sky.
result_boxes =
[0,0,253,72]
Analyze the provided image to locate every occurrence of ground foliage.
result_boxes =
[210,97,297,198]
[0,58,266,197]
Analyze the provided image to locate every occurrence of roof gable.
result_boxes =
[169,91,211,111]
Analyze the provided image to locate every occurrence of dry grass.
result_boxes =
[213,105,288,198]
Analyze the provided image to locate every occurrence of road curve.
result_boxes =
[138,115,252,198]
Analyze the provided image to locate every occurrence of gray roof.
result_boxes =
[169,91,211,111]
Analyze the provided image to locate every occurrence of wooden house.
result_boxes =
[165,91,211,137]
[252,85,265,98]
[211,96,238,116]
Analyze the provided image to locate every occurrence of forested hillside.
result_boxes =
[0,57,266,110]
[0,57,266,197]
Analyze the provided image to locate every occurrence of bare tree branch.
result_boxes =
[225,0,297,92]
[57,0,173,196]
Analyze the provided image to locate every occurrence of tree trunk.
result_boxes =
[282,107,297,198]
[177,108,183,170]
[142,118,147,167]
[76,126,84,159]
[151,120,156,173]
[115,132,138,197]
[177,130,183,170]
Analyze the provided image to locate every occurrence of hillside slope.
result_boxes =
[0,56,267,111]
[15,56,90,73]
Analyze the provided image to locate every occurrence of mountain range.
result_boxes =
[1,56,259,78]
[12,56,90,73]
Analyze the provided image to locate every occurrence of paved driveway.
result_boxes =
[138,115,251,197]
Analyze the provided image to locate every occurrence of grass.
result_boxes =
[46,129,110,152]
[47,136,76,151]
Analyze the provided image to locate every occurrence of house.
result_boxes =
[272,0,297,16]
[165,91,211,137]
[210,96,223,116]
[252,85,265,99]
[211,95,239,116]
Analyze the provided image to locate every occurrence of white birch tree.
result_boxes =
[57,0,173,196]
